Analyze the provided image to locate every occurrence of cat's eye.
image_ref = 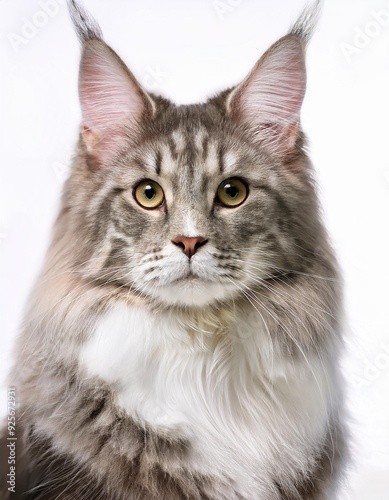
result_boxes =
[216,178,248,208]
[134,180,165,209]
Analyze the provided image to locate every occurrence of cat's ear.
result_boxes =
[79,40,154,150]
[227,34,306,154]
[68,0,154,168]
[227,0,322,154]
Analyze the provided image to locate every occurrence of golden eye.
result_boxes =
[134,180,165,209]
[216,178,248,208]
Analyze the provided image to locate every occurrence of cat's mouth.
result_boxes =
[148,267,235,306]
[175,270,202,282]
[169,266,216,287]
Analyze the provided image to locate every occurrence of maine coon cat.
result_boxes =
[0,0,346,498]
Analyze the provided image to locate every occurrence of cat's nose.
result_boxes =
[172,236,208,259]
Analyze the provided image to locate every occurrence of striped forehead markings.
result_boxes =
[150,128,238,178]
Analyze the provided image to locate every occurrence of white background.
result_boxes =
[1,1,389,498]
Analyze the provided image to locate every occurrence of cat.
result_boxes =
[0,0,347,498]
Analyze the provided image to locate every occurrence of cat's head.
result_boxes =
[64,1,322,308]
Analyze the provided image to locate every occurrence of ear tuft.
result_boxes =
[67,0,103,43]
[289,0,322,42]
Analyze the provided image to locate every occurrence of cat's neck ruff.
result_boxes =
[78,300,331,497]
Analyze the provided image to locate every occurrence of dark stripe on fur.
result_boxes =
[154,149,162,175]
[202,134,209,161]
[218,144,225,173]
[167,135,179,161]
[8,425,215,500]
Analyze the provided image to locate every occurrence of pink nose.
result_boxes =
[172,236,208,258]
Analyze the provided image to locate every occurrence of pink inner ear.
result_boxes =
[230,36,307,129]
[79,41,148,132]
[80,125,128,170]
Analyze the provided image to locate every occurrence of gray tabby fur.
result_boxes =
[0,1,347,498]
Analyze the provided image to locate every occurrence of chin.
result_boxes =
[149,279,236,308]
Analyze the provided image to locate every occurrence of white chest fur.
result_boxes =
[79,302,331,497]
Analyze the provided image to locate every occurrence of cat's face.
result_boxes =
[90,113,293,307]
[66,16,320,308]
[73,101,318,308]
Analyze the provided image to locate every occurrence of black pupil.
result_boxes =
[144,185,156,199]
[225,183,239,199]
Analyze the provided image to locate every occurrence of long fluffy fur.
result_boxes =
[0,2,347,499]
